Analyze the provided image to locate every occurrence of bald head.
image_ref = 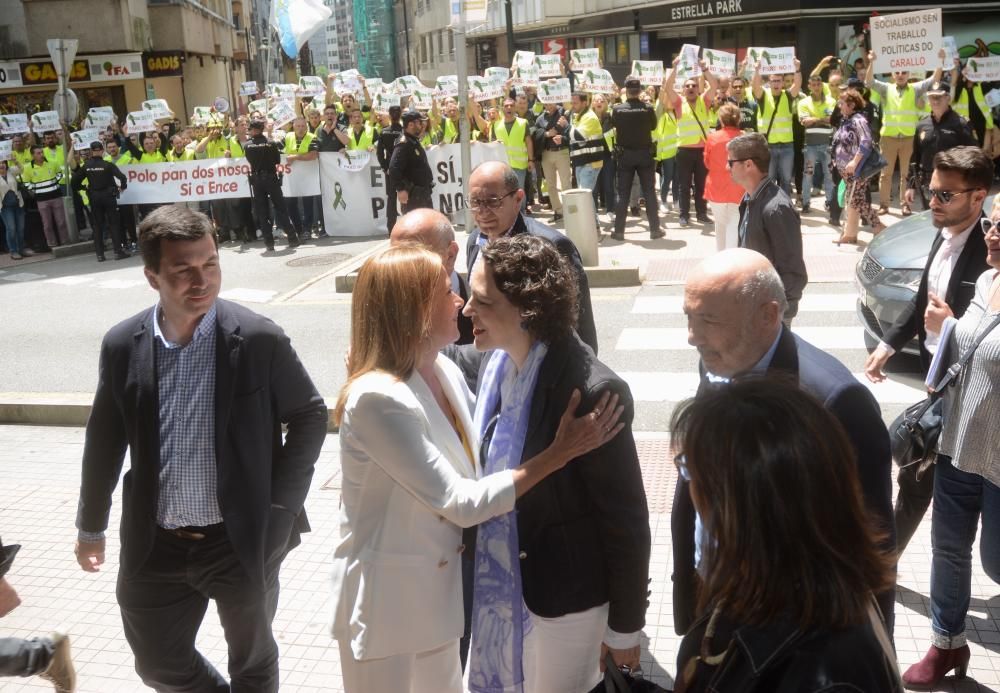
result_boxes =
[390,209,459,275]
[683,249,785,377]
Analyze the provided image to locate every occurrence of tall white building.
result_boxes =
[319,0,355,73]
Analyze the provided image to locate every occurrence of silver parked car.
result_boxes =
[855,210,937,355]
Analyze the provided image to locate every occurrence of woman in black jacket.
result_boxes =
[460,234,650,693]
[670,378,901,693]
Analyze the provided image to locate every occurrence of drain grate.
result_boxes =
[286,252,351,268]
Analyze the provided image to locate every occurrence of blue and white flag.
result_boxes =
[269,0,331,60]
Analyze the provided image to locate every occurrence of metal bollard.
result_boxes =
[560,188,598,266]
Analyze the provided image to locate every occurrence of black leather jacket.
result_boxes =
[676,608,903,693]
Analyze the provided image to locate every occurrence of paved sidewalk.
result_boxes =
[1,424,998,691]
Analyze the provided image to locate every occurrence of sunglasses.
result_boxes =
[928,188,975,204]
[469,189,517,211]
[982,217,1000,238]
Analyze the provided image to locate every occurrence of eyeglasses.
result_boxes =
[928,188,975,205]
[726,158,749,167]
[674,453,690,481]
[468,189,517,211]
[982,217,1000,238]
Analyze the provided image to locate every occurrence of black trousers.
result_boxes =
[0,637,53,677]
[250,176,294,247]
[894,461,936,556]
[286,196,314,235]
[402,189,433,214]
[385,177,399,233]
[117,526,281,693]
[675,147,707,219]
[614,149,660,235]
[90,193,123,258]
[119,205,138,244]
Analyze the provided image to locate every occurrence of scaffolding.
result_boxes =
[353,0,398,79]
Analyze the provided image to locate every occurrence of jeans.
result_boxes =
[659,157,676,206]
[594,153,616,212]
[930,455,1000,648]
[0,637,53,677]
[802,144,833,208]
[2,204,25,255]
[513,167,527,212]
[768,143,794,196]
[574,164,600,192]
[895,461,936,556]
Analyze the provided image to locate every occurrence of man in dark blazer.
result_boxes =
[465,160,599,353]
[864,146,993,555]
[74,205,328,692]
[672,248,895,636]
[390,207,474,344]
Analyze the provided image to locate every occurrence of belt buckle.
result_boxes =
[170,528,207,541]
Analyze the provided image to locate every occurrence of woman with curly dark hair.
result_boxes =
[459,234,650,693]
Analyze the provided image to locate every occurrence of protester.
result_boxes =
[903,191,1000,688]
[283,117,319,240]
[532,102,572,222]
[592,93,617,215]
[569,91,605,194]
[75,204,327,692]
[490,97,533,210]
[797,74,837,215]
[702,103,744,250]
[0,160,29,260]
[330,244,619,692]
[670,378,901,693]
[376,106,404,231]
[663,56,715,227]
[20,145,70,249]
[832,91,886,244]
[750,59,801,197]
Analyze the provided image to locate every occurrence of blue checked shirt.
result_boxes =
[152,302,223,529]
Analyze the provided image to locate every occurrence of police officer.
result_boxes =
[244,119,298,252]
[611,75,662,240]
[388,110,434,213]
[905,79,978,211]
[70,141,128,262]
[376,105,404,231]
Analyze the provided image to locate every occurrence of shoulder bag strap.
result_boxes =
[690,99,708,140]
[931,310,1000,394]
[764,90,785,139]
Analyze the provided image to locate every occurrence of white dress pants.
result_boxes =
[522,602,608,693]
[710,201,741,251]
[337,638,463,693]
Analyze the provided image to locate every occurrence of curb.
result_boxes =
[52,241,94,259]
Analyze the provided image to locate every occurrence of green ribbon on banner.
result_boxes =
[333,182,347,210]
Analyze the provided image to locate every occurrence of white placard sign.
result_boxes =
[871,9,942,74]
[335,150,371,172]
[409,86,434,110]
[512,50,535,70]
[511,64,539,88]
[394,75,422,97]
[570,48,600,71]
[535,54,562,78]
[141,99,172,120]
[240,81,259,96]
[297,75,327,97]
[0,139,11,161]
[267,100,297,129]
[86,107,116,128]
[537,78,571,104]
[748,46,796,75]
[125,110,157,133]
[678,44,703,79]
[0,113,30,134]
[632,60,664,86]
[576,68,616,95]
[435,75,459,98]
[703,48,737,77]
[30,110,61,131]
[70,128,101,151]
[966,56,1000,82]
[484,66,510,87]
[191,107,213,125]
[372,91,400,113]
[468,76,503,102]
[985,88,1000,109]
[269,83,298,101]
[941,36,959,68]
[247,99,268,116]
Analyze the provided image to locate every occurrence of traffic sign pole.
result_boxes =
[48,39,80,242]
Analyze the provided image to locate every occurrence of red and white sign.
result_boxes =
[86,53,144,82]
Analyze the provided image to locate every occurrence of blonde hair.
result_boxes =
[992,191,1000,214]
[334,245,443,423]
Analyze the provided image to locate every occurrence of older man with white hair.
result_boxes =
[671,248,895,637]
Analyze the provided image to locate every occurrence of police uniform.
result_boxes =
[377,117,404,231]
[244,122,297,251]
[388,111,434,213]
[907,84,978,210]
[70,143,128,261]
[611,79,662,240]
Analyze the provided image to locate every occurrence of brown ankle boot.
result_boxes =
[901,644,970,690]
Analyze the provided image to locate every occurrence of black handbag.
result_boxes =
[889,313,1000,469]
[857,146,887,181]
[588,653,672,693]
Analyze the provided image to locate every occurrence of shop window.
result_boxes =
[617,35,628,64]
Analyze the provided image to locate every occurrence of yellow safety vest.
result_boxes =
[420,133,432,148]
[442,118,459,144]
[20,160,62,196]
[139,151,166,163]
[203,137,230,159]
[677,98,710,147]
[42,145,65,171]
[11,148,32,168]
[492,117,529,170]
[953,85,995,130]
[759,90,794,144]
[655,112,678,161]
[229,137,246,158]
[881,85,920,137]
[797,94,837,140]
[284,132,315,155]
[168,148,195,162]
[347,124,375,151]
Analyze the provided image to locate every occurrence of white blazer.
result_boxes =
[331,354,515,661]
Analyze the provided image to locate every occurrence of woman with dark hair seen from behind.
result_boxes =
[461,235,650,692]
[670,378,901,693]
[331,245,620,692]
[903,191,1000,689]
[832,90,887,245]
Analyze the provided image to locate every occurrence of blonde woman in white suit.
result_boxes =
[331,245,623,693]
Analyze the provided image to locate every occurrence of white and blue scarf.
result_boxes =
[468,341,548,693]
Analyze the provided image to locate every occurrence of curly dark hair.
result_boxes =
[480,235,579,344]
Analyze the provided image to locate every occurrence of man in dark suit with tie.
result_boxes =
[465,161,598,354]
[672,248,895,636]
[864,146,992,556]
[74,204,328,692]
[390,208,474,344]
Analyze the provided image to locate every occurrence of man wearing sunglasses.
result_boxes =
[865,146,991,556]
[905,79,977,212]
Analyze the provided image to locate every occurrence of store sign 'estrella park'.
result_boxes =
[21,59,90,84]
[671,0,744,21]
